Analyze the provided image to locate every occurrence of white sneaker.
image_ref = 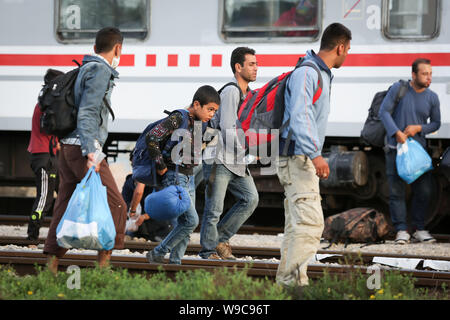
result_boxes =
[412,230,436,243]
[395,230,410,244]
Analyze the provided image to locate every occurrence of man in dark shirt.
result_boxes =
[379,58,441,244]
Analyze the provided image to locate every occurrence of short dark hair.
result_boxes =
[95,27,123,54]
[230,47,256,74]
[320,23,352,51]
[44,68,64,84]
[191,85,221,107]
[412,58,431,74]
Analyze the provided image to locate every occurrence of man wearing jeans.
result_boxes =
[379,58,441,244]
[277,23,352,287]
[199,47,259,260]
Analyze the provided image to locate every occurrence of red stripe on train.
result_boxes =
[0,54,135,66]
[0,53,449,67]
[256,53,450,67]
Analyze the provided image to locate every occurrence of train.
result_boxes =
[0,0,449,228]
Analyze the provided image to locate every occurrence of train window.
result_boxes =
[383,0,440,40]
[221,0,321,42]
[55,0,150,42]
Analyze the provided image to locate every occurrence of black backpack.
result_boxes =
[360,80,408,147]
[38,60,115,139]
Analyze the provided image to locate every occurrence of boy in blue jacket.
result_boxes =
[146,85,220,265]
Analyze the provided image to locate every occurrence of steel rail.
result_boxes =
[0,250,449,288]
[1,215,449,241]
[1,236,449,264]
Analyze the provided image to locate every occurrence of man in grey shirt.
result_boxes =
[199,47,259,260]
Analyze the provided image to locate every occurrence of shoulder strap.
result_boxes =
[296,59,323,104]
[218,82,244,107]
[81,59,116,122]
[395,79,408,104]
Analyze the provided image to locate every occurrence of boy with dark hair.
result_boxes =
[199,47,259,260]
[27,69,63,241]
[146,85,220,265]
[379,58,441,244]
[276,22,352,287]
[44,27,126,274]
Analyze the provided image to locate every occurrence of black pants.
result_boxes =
[27,153,58,240]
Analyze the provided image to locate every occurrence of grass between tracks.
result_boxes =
[0,264,447,300]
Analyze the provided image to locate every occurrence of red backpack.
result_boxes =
[237,57,323,154]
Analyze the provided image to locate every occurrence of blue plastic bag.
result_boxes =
[56,167,116,250]
[396,138,433,184]
[144,185,191,221]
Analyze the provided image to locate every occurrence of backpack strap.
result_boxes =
[218,82,245,109]
[80,60,116,122]
[295,60,323,104]
[394,80,408,105]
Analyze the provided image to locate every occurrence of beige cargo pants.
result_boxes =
[276,155,324,287]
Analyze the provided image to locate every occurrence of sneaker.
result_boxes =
[395,230,410,244]
[206,253,222,260]
[216,242,236,260]
[412,230,436,243]
[146,250,165,264]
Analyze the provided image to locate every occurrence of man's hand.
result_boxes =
[136,214,150,227]
[404,125,422,138]
[157,167,168,176]
[312,156,330,180]
[395,130,408,144]
[87,152,101,172]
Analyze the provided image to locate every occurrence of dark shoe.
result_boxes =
[27,221,40,241]
[146,250,165,264]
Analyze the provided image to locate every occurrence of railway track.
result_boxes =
[1,236,449,263]
[1,215,449,240]
[1,236,449,288]
[1,249,449,288]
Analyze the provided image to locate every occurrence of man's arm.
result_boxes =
[129,182,145,214]
[379,83,406,143]
[145,112,183,175]
[77,63,111,157]
[218,85,246,163]
[288,67,329,179]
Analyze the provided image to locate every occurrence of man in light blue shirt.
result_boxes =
[276,23,352,287]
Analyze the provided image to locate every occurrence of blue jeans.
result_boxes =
[152,170,197,264]
[199,163,259,258]
[385,149,433,232]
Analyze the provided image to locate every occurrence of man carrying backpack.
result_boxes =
[27,69,63,242]
[199,47,259,260]
[379,58,441,244]
[146,85,220,265]
[43,27,127,274]
[276,23,352,287]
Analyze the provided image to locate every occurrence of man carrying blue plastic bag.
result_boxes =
[379,58,441,244]
[44,28,127,274]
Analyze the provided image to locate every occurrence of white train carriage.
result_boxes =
[0,0,448,226]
